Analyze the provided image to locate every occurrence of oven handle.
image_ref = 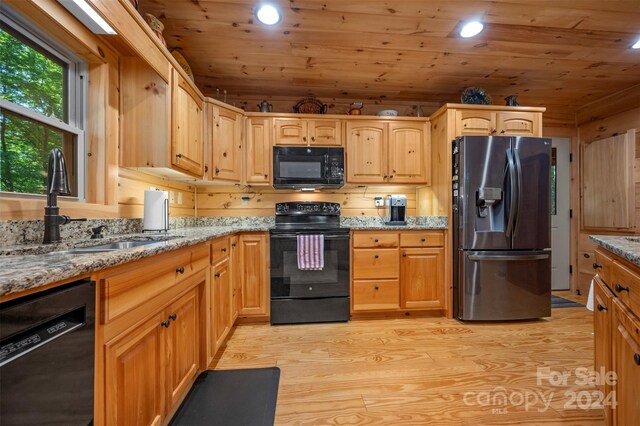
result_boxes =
[270,233,349,239]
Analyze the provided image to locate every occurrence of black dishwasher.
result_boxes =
[0,278,95,425]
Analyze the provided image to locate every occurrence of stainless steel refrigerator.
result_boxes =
[452,136,552,321]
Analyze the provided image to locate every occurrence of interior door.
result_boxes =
[551,137,571,290]
[512,137,551,250]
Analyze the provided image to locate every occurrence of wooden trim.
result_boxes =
[245,111,431,122]
[430,103,546,120]
[576,83,640,125]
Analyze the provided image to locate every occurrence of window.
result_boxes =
[0,11,85,197]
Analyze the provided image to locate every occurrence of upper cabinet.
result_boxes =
[245,117,272,185]
[455,108,541,137]
[120,59,204,178]
[172,69,204,176]
[206,101,242,182]
[346,120,429,185]
[274,117,342,146]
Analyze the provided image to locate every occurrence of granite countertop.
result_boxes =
[589,235,640,267]
[0,217,449,298]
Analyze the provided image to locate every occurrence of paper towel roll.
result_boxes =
[143,190,169,231]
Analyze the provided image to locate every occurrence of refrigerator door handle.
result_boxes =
[468,254,550,261]
[505,148,517,237]
[513,148,523,237]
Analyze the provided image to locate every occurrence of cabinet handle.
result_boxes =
[205,165,209,173]
[500,130,506,134]
[176,153,183,158]
[161,320,170,328]
[374,255,379,259]
[593,263,602,270]
[311,136,315,142]
[169,313,177,321]
[215,167,220,175]
[231,243,236,248]
[403,253,407,257]
[383,175,388,179]
[635,353,640,366]
[615,283,630,293]
[214,272,221,278]
[176,267,185,274]
[221,248,227,252]
[490,129,497,134]
[223,151,227,158]
[421,238,426,242]
[303,136,307,142]
[374,286,379,290]
[374,239,379,243]
[597,304,607,312]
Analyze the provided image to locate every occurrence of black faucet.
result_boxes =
[91,225,108,239]
[43,148,86,244]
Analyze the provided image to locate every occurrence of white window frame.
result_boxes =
[0,7,87,200]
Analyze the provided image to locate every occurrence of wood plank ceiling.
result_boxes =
[139,0,640,125]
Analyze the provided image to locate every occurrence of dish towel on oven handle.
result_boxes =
[297,234,324,270]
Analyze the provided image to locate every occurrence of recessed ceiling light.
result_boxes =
[256,4,281,25]
[460,21,484,38]
[632,38,640,49]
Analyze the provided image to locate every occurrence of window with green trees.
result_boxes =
[0,15,84,197]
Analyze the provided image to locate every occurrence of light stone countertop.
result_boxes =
[589,235,640,267]
[0,217,448,298]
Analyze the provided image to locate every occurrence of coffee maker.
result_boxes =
[385,195,407,226]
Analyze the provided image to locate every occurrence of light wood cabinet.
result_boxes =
[171,68,204,176]
[346,120,429,184]
[401,247,445,309]
[120,60,204,178]
[212,257,232,351]
[104,286,200,426]
[611,299,640,426]
[105,311,165,426]
[454,109,541,137]
[207,103,242,182]
[351,231,446,314]
[238,233,269,317]
[230,235,241,321]
[273,117,342,146]
[245,117,272,185]
[592,246,640,425]
[165,288,199,410]
[594,276,613,424]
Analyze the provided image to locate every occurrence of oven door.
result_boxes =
[270,230,350,299]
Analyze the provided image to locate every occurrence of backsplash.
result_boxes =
[341,216,448,229]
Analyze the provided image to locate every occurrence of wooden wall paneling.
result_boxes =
[118,169,196,217]
[195,185,418,217]
[581,130,635,230]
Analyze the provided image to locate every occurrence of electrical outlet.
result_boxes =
[170,191,175,204]
[241,196,250,206]
[177,192,183,205]
[374,196,384,207]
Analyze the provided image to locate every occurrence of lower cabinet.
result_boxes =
[593,276,613,424]
[611,299,640,426]
[351,230,446,314]
[238,233,269,317]
[104,286,200,426]
[212,257,232,352]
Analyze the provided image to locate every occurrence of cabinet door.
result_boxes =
[105,312,165,426]
[611,299,640,426]
[212,258,232,351]
[400,248,445,309]
[353,280,400,311]
[495,112,541,136]
[594,277,613,424]
[245,117,272,184]
[166,288,199,410]
[345,121,388,183]
[171,69,204,176]
[388,122,428,184]
[239,234,269,316]
[455,110,496,136]
[212,107,242,181]
[230,235,241,321]
[274,118,308,145]
[309,119,342,146]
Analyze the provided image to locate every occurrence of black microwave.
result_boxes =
[273,146,344,189]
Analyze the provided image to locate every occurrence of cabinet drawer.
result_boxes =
[352,233,398,248]
[211,237,230,265]
[353,249,399,279]
[400,232,444,248]
[353,280,399,311]
[594,248,615,284]
[102,244,209,324]
[611,260,640,314]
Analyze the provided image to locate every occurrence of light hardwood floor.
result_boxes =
[211,296,602,425]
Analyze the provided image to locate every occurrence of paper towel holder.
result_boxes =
[143,190,170,233]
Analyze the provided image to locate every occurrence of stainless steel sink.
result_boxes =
[49,238,183,255]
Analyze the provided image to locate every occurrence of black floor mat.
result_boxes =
[551,295,585,308]
[170,367,280,426]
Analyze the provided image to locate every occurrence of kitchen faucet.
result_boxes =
[43,148,86,243]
